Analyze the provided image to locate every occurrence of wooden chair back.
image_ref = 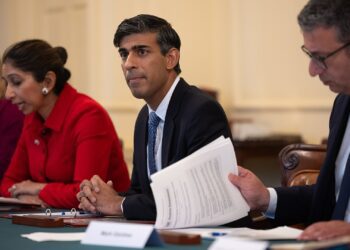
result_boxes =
[279,143,327,187]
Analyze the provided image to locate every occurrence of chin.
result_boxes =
[328,85,343,94]
[130,91,145,100]
[22,108,34,116]
[328,86,338,93]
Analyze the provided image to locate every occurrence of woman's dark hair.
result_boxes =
[2,39,71,95]
[114,14,182,74]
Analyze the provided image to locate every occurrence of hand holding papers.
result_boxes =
[150,136,249,229]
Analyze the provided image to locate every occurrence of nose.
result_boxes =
[5,84,15,100]
[123,53,137,70]
[309,60,325,77]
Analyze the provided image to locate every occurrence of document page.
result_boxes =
[167,226,302,240]
[150,137,249,229]
[0,197,41,206]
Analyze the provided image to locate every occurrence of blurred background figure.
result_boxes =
[0,82,24,181]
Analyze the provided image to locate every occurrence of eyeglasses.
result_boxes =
[301,41,350,70]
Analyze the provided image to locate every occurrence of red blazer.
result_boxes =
[1,84,130,208]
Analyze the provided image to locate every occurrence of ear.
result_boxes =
[165,48,180,71]
[43,71,57,92]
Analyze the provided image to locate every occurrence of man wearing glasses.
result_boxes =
[230,0,350,241]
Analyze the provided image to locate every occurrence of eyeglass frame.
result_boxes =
[301,41,350,70]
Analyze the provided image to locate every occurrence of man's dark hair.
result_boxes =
[113,14,181,74]
[298,0,350,43]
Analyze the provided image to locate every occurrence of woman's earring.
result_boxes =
[42,87,49,95]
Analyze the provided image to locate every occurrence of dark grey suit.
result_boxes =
[122,78,232,220]
[274,94,350,226]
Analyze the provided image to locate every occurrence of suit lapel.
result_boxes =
[323,95,350,180]
[310,94,350,223]
[135,106,149,181]
[161,78,188,168]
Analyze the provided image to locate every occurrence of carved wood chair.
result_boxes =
[279,143,327,187]
[251,143,327,229]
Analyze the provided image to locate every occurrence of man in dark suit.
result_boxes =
[229,0,350,241]
[77,14,232,220]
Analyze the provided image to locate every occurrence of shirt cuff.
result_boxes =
[120,197,126,215]
[263,187,277,219]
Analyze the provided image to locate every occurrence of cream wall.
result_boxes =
[0,0,333,155]
[229,0,334,144]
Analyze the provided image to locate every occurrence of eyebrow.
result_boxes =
[118,45,150,53]
[2,73,17,80]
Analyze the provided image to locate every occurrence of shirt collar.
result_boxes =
[147,76,180,121]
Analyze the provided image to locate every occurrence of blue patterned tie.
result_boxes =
[148,112,160,175]
[332,153,350,220]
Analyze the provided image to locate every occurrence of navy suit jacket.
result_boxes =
[274,94,350,226]
[122,78,233,220]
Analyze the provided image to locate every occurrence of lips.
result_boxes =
[127,76,145,87]
[126,70,145,82]
[126,74,144,81]
[128,76,143,81]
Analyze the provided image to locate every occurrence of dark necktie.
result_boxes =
[332,153,350,220]
[148,112,160,175]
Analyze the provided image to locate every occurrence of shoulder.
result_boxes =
[329,94,350,124]
[58,84,109,117]
[333,93,348,106]
[70,93,109,118]
[170,79,224,115]
[0,100,24,131]
[59,92,115,133]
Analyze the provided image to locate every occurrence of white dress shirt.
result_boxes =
[147,76,180,178]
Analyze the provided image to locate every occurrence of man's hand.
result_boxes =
[77,175,124,215]
[299,221,350,241]
[8,180,46,197]
[228,166,270,212]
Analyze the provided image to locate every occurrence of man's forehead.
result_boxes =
[302,26,342,51]
[119,32,158,49]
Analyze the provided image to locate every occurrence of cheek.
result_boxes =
[334,68,350,84]
[334,57,350,81]
[20,86,41,103]
[148,61,167,78]
[121,64,126,72]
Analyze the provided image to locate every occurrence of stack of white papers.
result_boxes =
[151,136,250,229]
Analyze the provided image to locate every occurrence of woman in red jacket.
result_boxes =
[0,39,130,208]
